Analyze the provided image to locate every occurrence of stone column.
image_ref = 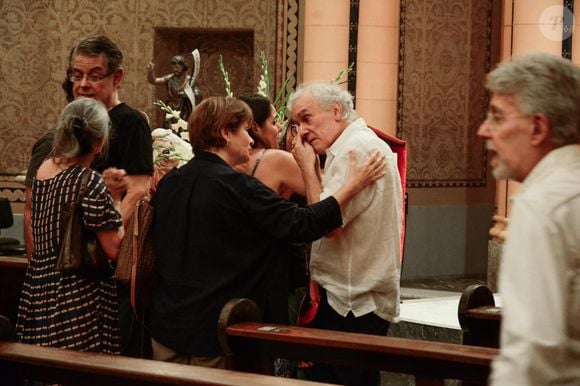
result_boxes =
[301,0,350,81]
[355,0,400,134]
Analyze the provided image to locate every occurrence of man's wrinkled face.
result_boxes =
[477,93,534,182]
[291,93,342,154]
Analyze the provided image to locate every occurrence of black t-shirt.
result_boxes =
[93,102,153,175]
[26,103,153,186]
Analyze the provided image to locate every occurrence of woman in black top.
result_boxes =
[149,96,386,368]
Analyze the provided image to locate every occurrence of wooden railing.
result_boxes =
[218,298,499,386]
[0,338,330,386]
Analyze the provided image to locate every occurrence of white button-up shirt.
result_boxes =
[490,144,580,385]
[310,117,402,322]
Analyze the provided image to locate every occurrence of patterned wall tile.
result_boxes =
[0,0,296,194]
[398,0,492,187]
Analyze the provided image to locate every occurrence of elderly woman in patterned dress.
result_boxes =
[17,97,125,354]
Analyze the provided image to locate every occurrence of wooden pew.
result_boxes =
[218,298,499,385]
[0,314,330,386]
[0,342,337,386]
[458,284,502,348]
[0,255,28,324]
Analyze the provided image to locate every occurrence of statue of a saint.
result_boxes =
[147,54,202,121]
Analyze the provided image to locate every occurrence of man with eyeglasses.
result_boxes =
[24,35,153,358]
[68,35,153,216]
[478,53,580,386]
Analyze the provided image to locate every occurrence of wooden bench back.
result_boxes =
[458,284,502,348]
[0,309,328,386]
[219,298,498,385]
[0,340,331,386]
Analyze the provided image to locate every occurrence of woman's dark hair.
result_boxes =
[51,98,110,160]
[188,97,252,153]
[238,94,272,148]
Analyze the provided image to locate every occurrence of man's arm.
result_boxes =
[292,133,322,205]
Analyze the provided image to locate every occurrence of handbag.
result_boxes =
[55,168,111,279]
[115,198,156,312]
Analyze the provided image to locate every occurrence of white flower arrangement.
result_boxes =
[151,128,193,167]
[151,99,193,187]
[154,99,189,141]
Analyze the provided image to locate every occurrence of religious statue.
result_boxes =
[147,51,202,121]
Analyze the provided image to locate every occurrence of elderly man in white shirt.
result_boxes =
[478,53,580,386]
[289,81,402,386]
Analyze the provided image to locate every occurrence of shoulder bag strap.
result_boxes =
[74,168,91,217]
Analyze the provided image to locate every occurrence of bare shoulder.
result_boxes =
[35,159,59,180]
[264,149,297,168]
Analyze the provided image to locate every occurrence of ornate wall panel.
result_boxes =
[0,0,299,201]
[398,0,492,187]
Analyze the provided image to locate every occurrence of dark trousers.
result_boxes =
[308,289,390,386]
[117,282,152,358]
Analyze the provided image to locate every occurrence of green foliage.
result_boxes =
[218,51,354,126]
[333,62,354,84]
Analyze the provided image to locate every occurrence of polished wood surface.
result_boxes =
[219,298,498,385]
[0,341,331,386]
[466,306,502,321]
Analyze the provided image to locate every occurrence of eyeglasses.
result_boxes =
[69,72,112,83]
[484,111,530,129]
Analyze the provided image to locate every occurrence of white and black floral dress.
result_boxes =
[17,166,121,354]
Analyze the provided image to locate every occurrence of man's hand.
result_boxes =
[291,130,317,172]
[291,130,323,205]
[347,150,386,190]
[102,167,128,201]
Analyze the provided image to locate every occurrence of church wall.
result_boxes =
[0,0,292,195]
[2,0,576,284]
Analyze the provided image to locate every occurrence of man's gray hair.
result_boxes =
[287,81,358,123]
[486,52,579,146]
